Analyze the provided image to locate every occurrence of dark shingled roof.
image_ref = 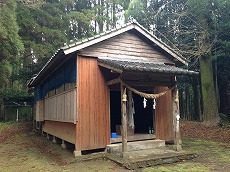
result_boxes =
[98,58,199,76]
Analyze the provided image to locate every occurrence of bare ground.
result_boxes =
[0,121,230,172]
[180,121,230,143]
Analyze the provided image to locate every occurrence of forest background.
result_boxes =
[0,0,230,126]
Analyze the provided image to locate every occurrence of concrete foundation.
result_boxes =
[46,133,50,140]
[52,136,57,144]
[106,148,195,170]
[173,144,182,151]
[106,139,165,154]
[61,140,67,149]
[73,150,82,157]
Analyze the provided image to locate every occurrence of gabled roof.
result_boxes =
[98,57,198,76]
[29,21,189,87]
[62,22,188,65]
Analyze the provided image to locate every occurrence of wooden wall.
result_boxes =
[35,100,44,121]
[79,32,173,64]
[43,120,76,144]
[76,56,110,151]
[44,88,77,123]
[155,86,174,142]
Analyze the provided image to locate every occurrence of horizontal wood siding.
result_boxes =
[44,88,76,123]
[76,56,110,151]
[79,32,173,64]
[42,120,75,144]
[155,86,174,142]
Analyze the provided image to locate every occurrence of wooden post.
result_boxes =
[16,109,19,122]
[3,105,6,122]
[173,87,182,151]
[121,82,128,157]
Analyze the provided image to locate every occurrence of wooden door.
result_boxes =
[155,86,174,142]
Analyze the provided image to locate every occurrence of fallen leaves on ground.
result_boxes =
[180,121,230,143]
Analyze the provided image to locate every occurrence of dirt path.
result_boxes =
[0,121,229,172]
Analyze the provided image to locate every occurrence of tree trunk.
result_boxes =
[185,86,190,120]
[106,2,109,30]
[192,78,202,121]
[0,98,4,121]
[93,0,97,34]
[199,56,219,126]
[112,3,116,28]
[98,0,104,32]
[179,90,185,119]
[220,82,230,118]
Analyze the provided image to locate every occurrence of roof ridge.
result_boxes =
[62,22,135,50]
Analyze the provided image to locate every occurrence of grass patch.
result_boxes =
[142,138,230,172]
[142,162,210,172]
[0,121,16,131]
[0,121,229,172]
[182,138,230,163]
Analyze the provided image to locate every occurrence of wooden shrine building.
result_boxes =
[28,22,198,157]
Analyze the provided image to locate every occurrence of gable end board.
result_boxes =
[63,24,134,55]
[63,22,188,66]
[133,25,188,65]
[79,31,174,64]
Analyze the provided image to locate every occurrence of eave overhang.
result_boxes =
[98,57,198,76]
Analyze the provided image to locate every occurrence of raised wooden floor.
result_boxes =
[110,133,156,144]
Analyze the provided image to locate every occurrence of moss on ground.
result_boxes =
[142,162,210,172]
[183,138,230,163]
[141,139,230,172]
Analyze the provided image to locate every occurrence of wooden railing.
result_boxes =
[43,88,77,124]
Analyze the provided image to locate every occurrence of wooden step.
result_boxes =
[106,139,165,154]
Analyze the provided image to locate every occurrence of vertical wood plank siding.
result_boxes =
[35,100,44,121]
[76,56,110,151]
[155,86,174,142]
[79,32,173,64]
[43,89,76,123]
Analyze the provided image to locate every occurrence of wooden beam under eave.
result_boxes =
[124,80,173,87]
[98,62,122,73]
[107,77,120,86]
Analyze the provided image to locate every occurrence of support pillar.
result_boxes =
[73,150,82,157]
[52,136,57,144]
[41,130,45,136]
[61,140,67,149]
[73,144,81,157]
[46,133,50,140]
[16,109,19,122]
[120,82,128,157]
[173,87,182,151]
